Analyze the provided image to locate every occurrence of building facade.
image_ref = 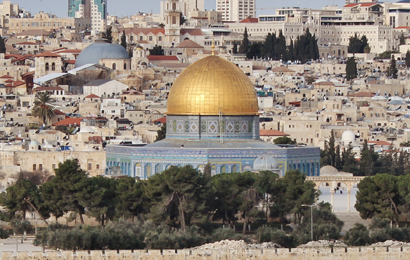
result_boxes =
[216,0,255,22]
[68,0,106,32]
[106,55,320,178]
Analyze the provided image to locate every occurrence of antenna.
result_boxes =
[211,36,215,56]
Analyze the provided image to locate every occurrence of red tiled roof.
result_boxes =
[124,28,165,35]
[177,40,203,48]
[35,51,60,58]
[360,3,378,7]
[52,117,83,126]
[16,42,39,45]
[394,26,410,30]
[147,55,179,61]
[260,129,289,136]
[5,79,13,83]
[368,141,391,146]
[344,3,359,7]
[0,75,13,79]
[56,49,82,53]
[21,71,35,77]
[66,60,76,64]
[153,117,166,124]
[85,94,100,98]
[6,80,25,87]
[180,28,203,36]
[34,86,64,91]
[240,17,258,23]
[54,109,65,115]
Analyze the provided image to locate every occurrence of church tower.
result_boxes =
[162,0,182,46]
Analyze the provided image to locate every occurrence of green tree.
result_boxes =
[32,92,55,126]
[400,32,406,45]
[344,223,372,246]
[239,27,249,54]
[346,56,357,81]
[120,30,127,49]
[0,36,6,54]
[115,177,147,221]
[406,50,410,68]
[355,174,401,225]
[149,45,164,55]
[273,170,318,226]
[388,55,398,79]
[348,33,368,53]
[0,174,47,221]
[359,140,375,176]
[275,30,287,61]
[322,130,337,167]
[155,123,166,142]
[43,159,93,224]
[102,26,113,43]
[364,45,371,53]
[86,176,117,226]
[146,165,208,231]
[341,144,357,173]
[274,136,296,144]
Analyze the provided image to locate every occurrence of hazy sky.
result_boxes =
[14,0,346,17]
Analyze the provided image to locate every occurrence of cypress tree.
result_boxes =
[406,50,410,68]
[232,41,238,54]
[400,32,406,45]
[0,36,5,54]
[120,30,127,49]
[275,30,286,61]
[346,57,357,81]
[239,27,249,54]
[388,55,398,79]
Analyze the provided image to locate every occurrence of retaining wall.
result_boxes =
[0,247,409,260]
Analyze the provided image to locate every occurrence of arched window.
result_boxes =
[172,2,176,10]
[155,164,162,174]
[112,63,116,70]
[232,165,238,173]
[51,62,55,71]
[130,36,133,41]
[159,36,162,41]
[124,63,127,70]
[172,16,177,24]
[140,36,143,41]
[135,163,141,177]
[221,165,227,173]
[145,164,152,178]
[45,63,49,71]
[149,36,152,41]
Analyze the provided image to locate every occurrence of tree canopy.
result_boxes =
[32,92,55,126]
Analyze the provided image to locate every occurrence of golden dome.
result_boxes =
[167,56,258,115]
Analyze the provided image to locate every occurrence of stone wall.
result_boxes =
[1,247,409,260]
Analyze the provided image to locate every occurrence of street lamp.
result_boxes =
[302,203,316,241]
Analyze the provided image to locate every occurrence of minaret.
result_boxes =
[163,0,182,46]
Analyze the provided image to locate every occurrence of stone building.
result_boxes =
[106,54,320,178]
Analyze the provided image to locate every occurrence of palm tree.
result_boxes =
[32,92,55,126]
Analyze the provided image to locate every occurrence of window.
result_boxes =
[52,164,56,169]
[124,63,127,70]
[33,164,36,171]
[112,63,116,70]
[96,164,99,170]
[45,63,49,71]
[88,163,92,170]
[51,62,55,71]
[39,164,42,171]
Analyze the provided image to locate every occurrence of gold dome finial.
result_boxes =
[211,36,215,56]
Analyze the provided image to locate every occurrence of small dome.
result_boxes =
[320,165,339,176]
[167,55,258,116]
[253,155,277,171]
[341,130,355,145]
[75,41,130,67]
[29,140,39,146]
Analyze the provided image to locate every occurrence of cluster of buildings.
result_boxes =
[0,0,408,186]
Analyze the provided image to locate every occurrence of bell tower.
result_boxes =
[162,0,182,46]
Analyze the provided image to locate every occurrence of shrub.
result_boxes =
[344,223,371,246]
[209,227,243,243]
